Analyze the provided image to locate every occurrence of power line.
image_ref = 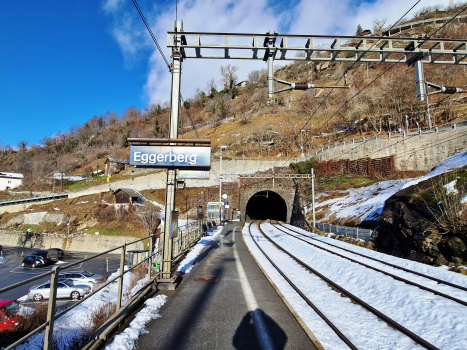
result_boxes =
[131,0,171,70]
[274,0,423,167]
[278,3,467,168]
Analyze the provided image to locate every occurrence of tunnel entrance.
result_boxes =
[245,190,287,222]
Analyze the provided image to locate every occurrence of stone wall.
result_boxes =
[315,127,467,171]
[239,178,296,223]
[0,232,144,254]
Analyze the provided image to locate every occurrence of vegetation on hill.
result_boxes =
[0,4,466,195]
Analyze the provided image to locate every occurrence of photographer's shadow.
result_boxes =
[232,309,287,350]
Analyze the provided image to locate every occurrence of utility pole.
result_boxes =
[311,168,316,232]
[300,130,305,161]
[219,146,227,225]
[161,20,183,281]
[265,32,277,100]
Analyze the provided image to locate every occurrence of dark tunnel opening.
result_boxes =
[245,190,287,222]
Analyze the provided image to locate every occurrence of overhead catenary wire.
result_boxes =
[277,3,467,168]
[132,0,171,70]
[273,0,423,167]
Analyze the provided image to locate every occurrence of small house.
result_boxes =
[113,188,144,211]
[235,81,249,88]
[0,172,24,191]
[105,158,129,176]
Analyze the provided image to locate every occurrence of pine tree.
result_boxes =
[356,24,363,36]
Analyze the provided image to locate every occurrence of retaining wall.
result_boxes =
[0,232,144,254]
[315,127,467,171]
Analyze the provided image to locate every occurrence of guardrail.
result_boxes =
[0,193,69,207]
[311,222,372,241]
[309,119,467,160]
[0,218,208,350]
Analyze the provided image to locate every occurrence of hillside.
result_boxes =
[0,4,466,196]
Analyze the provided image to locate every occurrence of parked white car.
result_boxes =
[58,270,105,285]
[27,279,91,301]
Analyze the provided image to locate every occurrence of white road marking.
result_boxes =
[233,227,276,350]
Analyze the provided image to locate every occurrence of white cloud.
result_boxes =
[102,0,125,14]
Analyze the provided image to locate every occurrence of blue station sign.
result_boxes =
[130,145,211,170]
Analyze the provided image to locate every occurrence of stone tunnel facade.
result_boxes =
[239,178,296,223]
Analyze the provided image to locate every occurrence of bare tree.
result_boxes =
[373,18,388,34]
[17,140,28,152]
[138,204,161,237]
[220,64,239,90]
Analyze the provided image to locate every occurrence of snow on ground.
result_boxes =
[310,151,467,224]
[14,267,165,350]
[313,179,409,223]
[11,224,223,350]
[243,222,467,349]
[104,295,167,350]
[52,173,85,182]
[176,226,223,274]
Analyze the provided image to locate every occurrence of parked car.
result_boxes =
[27,279,91,301]
[58,270,104,285]
[48,248,64,259]
[31,249,59,264]
[22,255,46,268]
[0,299,22,331]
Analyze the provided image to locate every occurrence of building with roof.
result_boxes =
[113,188,144,211]
[0,172,23,191]
[105,158,129,176]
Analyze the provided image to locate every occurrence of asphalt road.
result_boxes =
[0,245,121,311]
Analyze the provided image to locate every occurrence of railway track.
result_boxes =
[272,221,467,306]
[247,220,445,350]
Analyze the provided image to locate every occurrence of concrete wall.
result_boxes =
[0,231,144,254]
[2,159,289,212]
[70,158,291,198]
[315,127,467,171]
[0,200,55,215]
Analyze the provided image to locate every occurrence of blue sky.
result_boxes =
[0,0,447,148]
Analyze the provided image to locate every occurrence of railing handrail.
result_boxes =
[0,217,208,350]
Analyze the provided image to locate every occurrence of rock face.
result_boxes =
[372,171,467,265]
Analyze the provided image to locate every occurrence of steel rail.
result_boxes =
[252,221,439,350]
[271,222,467,307]
[276,222,467,293]
[247,221,358,350]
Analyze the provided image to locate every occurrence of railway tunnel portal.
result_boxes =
[245,190,288,222]
[240,178,297,223]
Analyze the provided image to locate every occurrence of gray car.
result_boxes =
[58,270,104,285]
[27,279,91,301]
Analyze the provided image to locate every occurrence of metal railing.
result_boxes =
[0,192,69,207]
[0,218,208,350]
[172,219,210,262]
[310,119,467,160]
[311,222,372,241]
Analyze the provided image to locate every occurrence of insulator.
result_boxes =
[294,83,308,90]
[443,86,462,94]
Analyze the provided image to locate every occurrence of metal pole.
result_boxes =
[117,243,126,310]
[311,168,316,232]
[426,82,432,129]
[148,234,153,282]
[219,150,222,226]
[44,266,60,350]
[219,146,226,225]
[266,32,276,100]
[300,130,305,161]
[162,20,183,280]
[414,59,426,101]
